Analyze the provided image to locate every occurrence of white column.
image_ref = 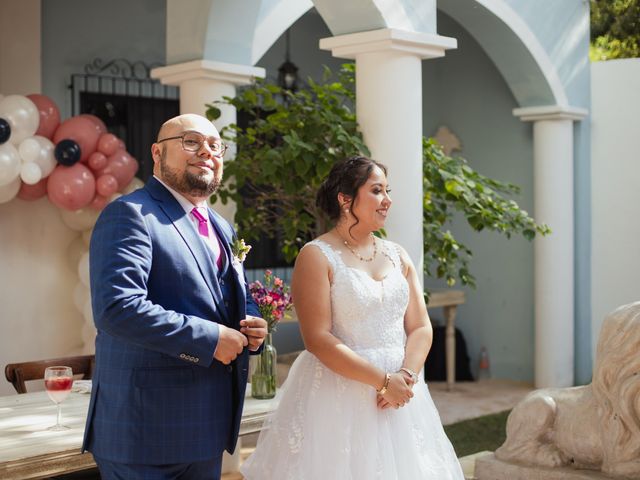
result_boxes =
[151,60,265,221]
[513,105,588,388]
[320,29,456,275]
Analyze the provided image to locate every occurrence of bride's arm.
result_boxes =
[292,245,413,405]
[397,244,433,376]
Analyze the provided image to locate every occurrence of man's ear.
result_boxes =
[150,143,162,164]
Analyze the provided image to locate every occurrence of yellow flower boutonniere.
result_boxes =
[231,238,252,263]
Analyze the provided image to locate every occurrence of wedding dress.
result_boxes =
[241,239,464,479]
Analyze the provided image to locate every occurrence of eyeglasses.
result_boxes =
[157,131,228,157]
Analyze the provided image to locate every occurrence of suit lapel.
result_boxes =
[209,210,248,325]
[145,178,229,321]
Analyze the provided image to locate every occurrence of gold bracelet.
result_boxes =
[376,373,391,395]
[400,367,419,384]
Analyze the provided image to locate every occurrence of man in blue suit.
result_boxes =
[82,113,267,479]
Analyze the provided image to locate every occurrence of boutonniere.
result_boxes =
[231,237,252,263]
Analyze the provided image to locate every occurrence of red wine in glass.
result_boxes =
[44,366,73,431]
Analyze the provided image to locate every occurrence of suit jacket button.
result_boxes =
[179,353,186,359]
[227,365,233,372]
[194,357,199,362]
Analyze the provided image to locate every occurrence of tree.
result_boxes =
[207,65,549,291]
[590,0,640,60]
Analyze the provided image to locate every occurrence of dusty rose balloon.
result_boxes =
[96,150,139,190]
[53,116,100,163]
[17,177,47,201]
[90,194,109,211]
[88,151,107,171]
[97,133,120,156]
[96,173,118,197]
[26,94,61,140]
[80,114,107,136]
[47,163,96,210]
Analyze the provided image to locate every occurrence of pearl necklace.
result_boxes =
[337,230,377,262]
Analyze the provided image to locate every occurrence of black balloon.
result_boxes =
[54,139,82,166]
[0,118,10,144]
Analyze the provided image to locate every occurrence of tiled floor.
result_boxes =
[222,379,534,479]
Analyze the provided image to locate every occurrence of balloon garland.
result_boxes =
[0,93,144,352]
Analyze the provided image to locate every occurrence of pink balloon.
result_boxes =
[17,177,47,201]
[80,114,107,136]
[90,194,109,211]
[97,133,121,156]
[96,174,118,197]
[53,116,100,163]
[88,151,107,171]
[96,150,139,190]
[26,94,60,140]
[47,163,96,211]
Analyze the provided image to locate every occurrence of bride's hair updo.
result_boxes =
[316,156,387,222]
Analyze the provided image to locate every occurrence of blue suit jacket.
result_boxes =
[82,177,260,465]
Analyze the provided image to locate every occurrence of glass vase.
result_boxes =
[251,333,277,399]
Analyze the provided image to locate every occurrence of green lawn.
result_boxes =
[445,410,510,458]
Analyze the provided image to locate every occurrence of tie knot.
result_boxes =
[191,207,209,237]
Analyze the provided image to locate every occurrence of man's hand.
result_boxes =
[240,316,268,351]
[213,324,248,364]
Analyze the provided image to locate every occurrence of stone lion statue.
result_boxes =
[495,301,640,479]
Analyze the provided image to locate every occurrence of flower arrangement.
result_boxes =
[249,270,293,333]
[231,237,251,263]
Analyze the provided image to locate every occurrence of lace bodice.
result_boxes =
[306,239,410,369]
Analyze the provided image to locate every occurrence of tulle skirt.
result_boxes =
[241,350,464,480]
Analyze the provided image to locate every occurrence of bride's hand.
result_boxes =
[377,373,413,409]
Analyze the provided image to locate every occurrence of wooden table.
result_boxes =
[0,389,279,479]
[427,290,466,391]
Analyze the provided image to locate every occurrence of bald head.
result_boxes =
[156,113,220,142]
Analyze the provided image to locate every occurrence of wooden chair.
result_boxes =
[4,355,95,394]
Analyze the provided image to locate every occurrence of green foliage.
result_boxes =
[444,410,510,457]
[206,65,369,262]
[590,0,640,60]
[423,139,550,289]
[208,65,549,290]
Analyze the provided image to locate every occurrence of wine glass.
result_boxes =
[44,366,73,431]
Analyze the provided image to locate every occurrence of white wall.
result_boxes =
[0,198,85,395]
[591,58,640,356]
[0,0,41,95]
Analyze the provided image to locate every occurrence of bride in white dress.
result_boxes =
[241,157,464,479]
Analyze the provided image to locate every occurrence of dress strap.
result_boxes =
[382,239,405,272]
[304,239,340,273]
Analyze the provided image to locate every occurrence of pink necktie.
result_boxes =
[191,207,209,237]
[191,207,223,269]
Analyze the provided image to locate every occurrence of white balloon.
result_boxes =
[67,236,86,272]
[19,136,56,178]
[122,176,144,195]
[78,251,90,287]
[18,137,40,162]
[60,207,99,231]
[0,176,20,203]
[81,319,96,349]
[20,161,42,185]
[0,95,39,145]
[0,142,21,186]
[73,281,89,313]
[81,227,93,247]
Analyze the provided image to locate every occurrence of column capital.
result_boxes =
[513,105,589,122]
[151,59,264,87]
[319,28,456,60]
